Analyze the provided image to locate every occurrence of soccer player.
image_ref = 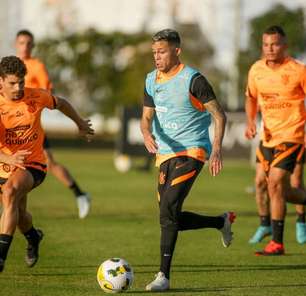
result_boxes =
[15,29,90,219]
[141,29,236,291]
[248,144,306,244]
[245,25,306,255]
[0,56,94,272]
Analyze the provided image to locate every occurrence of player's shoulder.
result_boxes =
[24,87,50,98]
[27,57,46,68]
[249,59,265,73]
[286,57,306,72]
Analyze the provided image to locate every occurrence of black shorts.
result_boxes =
[158,156,203,229]
[0,167,46,190]
[256,141,305,173]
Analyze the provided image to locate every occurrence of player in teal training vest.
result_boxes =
[141,29,236,292]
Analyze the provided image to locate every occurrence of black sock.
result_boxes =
[260,215,271,227]
[272,220,284,244]
[0,234,13,260]
[297,213,305,223]
[23,227,40,244]
[160,228,178,279]
[178,211,224,230]
[69,181,84,197]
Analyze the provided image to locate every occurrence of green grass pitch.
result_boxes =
[1,149,306,295]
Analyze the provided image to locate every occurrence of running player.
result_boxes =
[0,55,94,272]
[245,25,306,255]
[141,29,236,291]
[15,29,90,219]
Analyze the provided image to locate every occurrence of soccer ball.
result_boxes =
[97,258,133,293]
[114,154,132,173]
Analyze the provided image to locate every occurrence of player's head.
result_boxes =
[15,29,35,59]
[262,25,287,63]
[151,29,181,73]
[0,56,27,100]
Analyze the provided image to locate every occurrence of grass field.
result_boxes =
[1,149,306,296]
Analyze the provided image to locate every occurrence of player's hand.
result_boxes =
[245,122,257,139]
[8,150,31,170]
[209,150,223,176]
[143,133,158,154]
[78,119,95,142]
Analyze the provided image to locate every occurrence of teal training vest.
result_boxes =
[145,65,212,156]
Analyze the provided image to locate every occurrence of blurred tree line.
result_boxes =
[238,4,306,104]
[35,24,223,116]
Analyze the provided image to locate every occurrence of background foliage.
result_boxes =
[35,25,223,115]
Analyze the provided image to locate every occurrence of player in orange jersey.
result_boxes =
[245,25,306,255]
[0,56,94,272]
[15,29,90,219]
[248,140,306,245]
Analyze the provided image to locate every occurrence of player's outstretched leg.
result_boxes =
[24,228,44,267]
[219,212,236,247]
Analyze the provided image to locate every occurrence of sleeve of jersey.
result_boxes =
[189,73,216,104]
[40,90,57,110]
[245,67,257,99]
[143,86,155,107]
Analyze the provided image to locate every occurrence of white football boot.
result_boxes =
[145,271,170,291]
[220,212,236,247]
[77,193,91,219]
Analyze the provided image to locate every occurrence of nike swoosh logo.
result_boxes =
[175,163,186,169]
[0,240,9,244]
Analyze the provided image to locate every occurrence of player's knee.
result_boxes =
[255,175,267,191]
[1,184,18,207]
[160,210,179,229]
[267,178,283,196]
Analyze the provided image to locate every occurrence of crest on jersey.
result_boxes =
[281,74,290,85]
[26,100,37,113]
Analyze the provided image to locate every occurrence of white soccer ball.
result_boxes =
[97,258,134,293]
[114,154,132,173]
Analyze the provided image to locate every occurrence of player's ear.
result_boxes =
[175,47,181,56]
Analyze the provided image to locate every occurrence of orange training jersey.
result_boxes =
[23,58,52,91]
[0,88,56,177]
[246,57,306,147]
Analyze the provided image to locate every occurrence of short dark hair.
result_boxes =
[152,29,181,47]
[0,56,27,78]
[16,29,34,42]
[264,25,286,38]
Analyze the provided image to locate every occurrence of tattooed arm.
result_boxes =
[204,99,227,176]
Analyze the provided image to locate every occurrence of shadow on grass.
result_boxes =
[128,283,306,294]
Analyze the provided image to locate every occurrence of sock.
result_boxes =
[272,220,284,244]
[178,211,224,230]
[260,215,271,227]
[23,227,40,244]
[0,234,13,260]
[297,213,305,223]
[160,228,178,279]
[69,181,84,197]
